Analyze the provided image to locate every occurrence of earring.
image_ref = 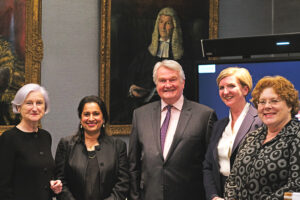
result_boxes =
[102,124,105,128]
[80,124,83,129]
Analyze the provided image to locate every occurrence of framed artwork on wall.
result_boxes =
[100,0,219,135]
[0,0,42,134]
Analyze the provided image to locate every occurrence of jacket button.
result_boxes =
[40,151,44,155]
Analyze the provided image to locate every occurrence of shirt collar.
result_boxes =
[161,95,184,111]
[159,38,170,43]
[229,102,250,122]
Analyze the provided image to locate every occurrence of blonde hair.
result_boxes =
[217,67,253,95]
[148,7,183,60]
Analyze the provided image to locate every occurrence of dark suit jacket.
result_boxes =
[203,105,262,200]
[55,133,129,200]
[128,98,217,200]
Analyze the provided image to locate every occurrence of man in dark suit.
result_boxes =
[128,59,217,200]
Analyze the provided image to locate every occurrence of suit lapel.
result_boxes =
[151,101,164,159]
[165,99,192,162]
[232,105,257,152]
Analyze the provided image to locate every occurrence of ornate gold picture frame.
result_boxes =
[100,0,219,135]
[0,0,42,134]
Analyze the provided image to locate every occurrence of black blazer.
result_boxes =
[55,133,129,200]
[128,99,217,200]
[203,105,262,200]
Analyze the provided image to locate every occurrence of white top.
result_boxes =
[218,103,250,176]
[161,95,184,159]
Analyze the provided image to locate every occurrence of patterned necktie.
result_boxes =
[161,105,172,152]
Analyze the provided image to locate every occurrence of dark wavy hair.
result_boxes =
[76,95,109,138]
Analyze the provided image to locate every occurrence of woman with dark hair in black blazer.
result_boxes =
[55,95,129,200]
[203,67,262,200]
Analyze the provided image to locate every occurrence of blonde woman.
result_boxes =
[203,67,262,200]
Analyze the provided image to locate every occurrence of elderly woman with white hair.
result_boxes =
[0,83,62,200]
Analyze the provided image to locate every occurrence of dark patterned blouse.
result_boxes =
[224,118,300,200]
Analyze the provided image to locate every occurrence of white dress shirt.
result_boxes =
[218,103,250,176]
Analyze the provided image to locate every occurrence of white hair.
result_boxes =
[153,59,185,84]
[11,83,50,114]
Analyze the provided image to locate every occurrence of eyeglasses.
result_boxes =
[257,98,282,106]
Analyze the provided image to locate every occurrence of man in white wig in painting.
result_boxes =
[128,7,186,109]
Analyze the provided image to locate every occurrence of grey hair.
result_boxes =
[148,7,184,60]
[153,59,185,84]
[11,83,50,114]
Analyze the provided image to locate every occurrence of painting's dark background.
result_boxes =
[110,0,209,124]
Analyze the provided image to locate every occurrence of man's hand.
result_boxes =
[129,84,150,98]
[50,180,62,194]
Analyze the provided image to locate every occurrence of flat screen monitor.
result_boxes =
[197,57,300,119]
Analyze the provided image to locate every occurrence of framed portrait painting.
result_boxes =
[100,0,219,135]
[0,0,42,134]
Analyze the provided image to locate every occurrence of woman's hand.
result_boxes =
[50,180,62,194]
